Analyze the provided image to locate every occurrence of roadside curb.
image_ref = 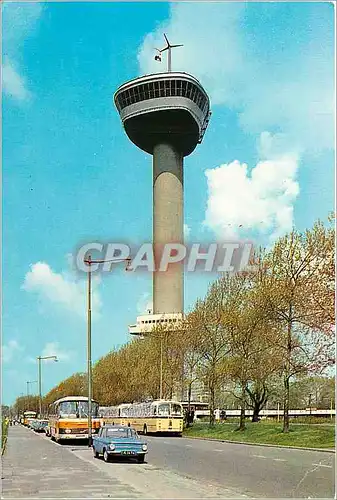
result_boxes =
[183,435,336,453]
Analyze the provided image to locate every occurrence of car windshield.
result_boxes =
[58,401,99,418]
[106,428,137,438]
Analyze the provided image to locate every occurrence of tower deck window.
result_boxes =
[116,78,209,115]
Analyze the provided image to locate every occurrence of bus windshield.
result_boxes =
[58,401,99,418]
[24,411,37,417]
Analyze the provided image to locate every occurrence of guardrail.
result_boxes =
[194,409,336,418]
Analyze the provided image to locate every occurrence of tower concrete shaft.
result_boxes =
[153,143,183,314]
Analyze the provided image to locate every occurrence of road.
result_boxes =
[2,426,335,498]
[145,435,335,498]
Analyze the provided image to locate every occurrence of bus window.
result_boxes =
[158,403,170,416]
[171,403,183,416]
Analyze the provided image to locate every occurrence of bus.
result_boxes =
[47,396,101,442]
[22,411,37,426]
[99,399,184,436]
[180,401,209,419]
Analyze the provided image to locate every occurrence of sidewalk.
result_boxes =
[1,425,142,498]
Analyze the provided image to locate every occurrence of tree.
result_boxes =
[245,325,283,423]
[44,373,86,408]
[178,312,205,424]
[193,277,234,426]
[288,375,335,409]
[224,272,269,429]
[305,217,335,331]
[259,221,335,432]
[1,405,10,418]
[13,396,40,415]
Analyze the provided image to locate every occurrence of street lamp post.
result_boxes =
[84,254,131,446]
[26,380,37,397]
[37,355,58,417]
[160,334,163,399]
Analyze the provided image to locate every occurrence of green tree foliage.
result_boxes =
[13,396,40,415]
[1,406,10,418]
[43,372,87,408]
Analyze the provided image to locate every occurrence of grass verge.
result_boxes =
[183,422,335,449]
[1,419,9,455]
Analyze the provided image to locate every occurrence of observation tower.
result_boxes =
[114,35,211,335]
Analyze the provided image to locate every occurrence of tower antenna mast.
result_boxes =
[155,33,183,72]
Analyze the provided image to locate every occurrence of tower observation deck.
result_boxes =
[114,41,211,335]
[114,72,210,156]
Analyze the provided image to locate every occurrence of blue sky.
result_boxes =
[2,2,335,405]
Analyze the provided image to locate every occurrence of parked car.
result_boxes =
[29,419,38,430]
[27,418,36,428]
[92,425,148,463]
[34,419,49,432]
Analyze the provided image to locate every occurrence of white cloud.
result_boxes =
[138,2,245,107]
[2,2,44,102]
[41,342,72,362]
[2,2,44,47]
[2,340,23,363]
[138,3,334,153]
[2,58,31,101]
[137,292,153,314]
[204,133,300,242]
[22,262,102,319]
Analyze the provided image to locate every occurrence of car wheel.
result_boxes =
[103,449,110,463]
[93,447,99,459]
[137,455,145,463]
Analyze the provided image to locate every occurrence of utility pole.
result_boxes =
[37,356,58,417]
[84,254,131,446]
[87,254,93,447]
[38,356,42,416]
[26,380,37,398]
[160,333,163,399]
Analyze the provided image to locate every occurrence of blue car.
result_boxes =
[92,425,148,463]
